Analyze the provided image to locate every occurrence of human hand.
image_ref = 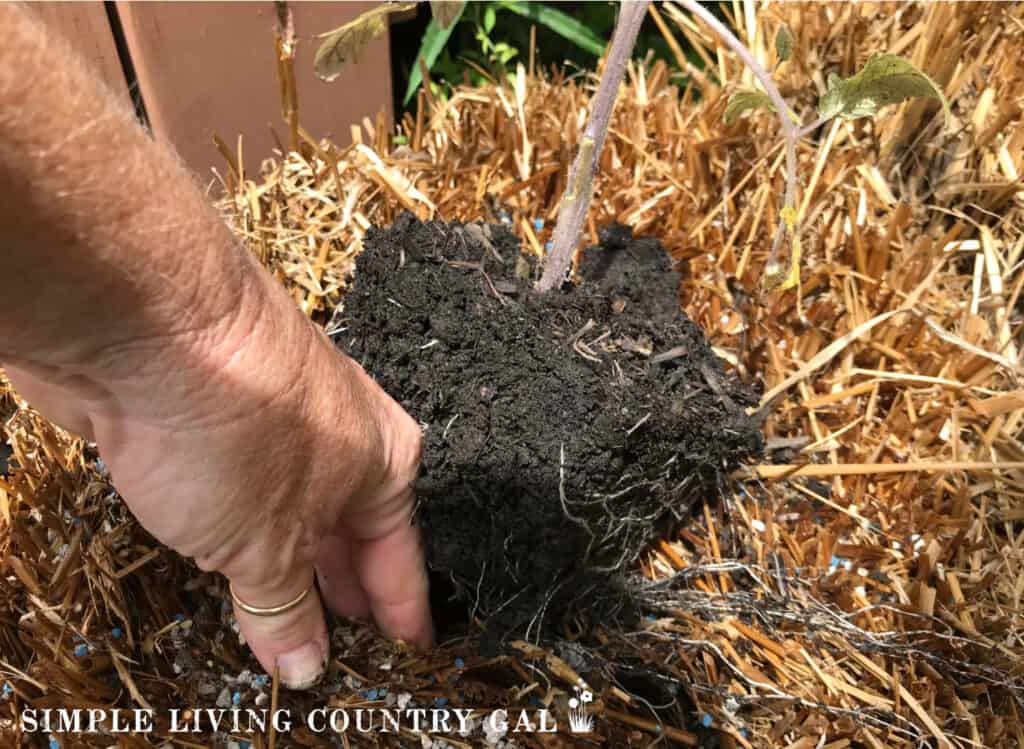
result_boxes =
[3,276,433,688]
[1,2,432,690]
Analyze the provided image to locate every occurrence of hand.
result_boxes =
[1,2,432,689]
[4,275,433,688]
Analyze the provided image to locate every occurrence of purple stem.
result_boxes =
[537,0,650,294]
[673,0,800,280]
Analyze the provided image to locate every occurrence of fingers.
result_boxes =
[218,357,429,688]
[315,529,371,621]
[318,516,432,649]
[351,519,433,648]
[344,492,434,649]
[229,569,329,690]
[334,371,433,647]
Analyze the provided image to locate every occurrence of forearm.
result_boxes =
[0,4,268,388]
[0,8,433,676]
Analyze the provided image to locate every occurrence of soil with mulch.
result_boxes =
[339,214,763,637]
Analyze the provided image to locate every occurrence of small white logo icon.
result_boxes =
[567,686,594,733]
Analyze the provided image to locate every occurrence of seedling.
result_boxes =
[542,0,950,293]
[315,1,949,296]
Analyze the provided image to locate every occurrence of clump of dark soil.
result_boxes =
[339,214,761,634]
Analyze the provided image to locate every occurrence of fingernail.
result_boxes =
[277,641,327,690]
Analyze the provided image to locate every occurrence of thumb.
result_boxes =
[229,567,329,690]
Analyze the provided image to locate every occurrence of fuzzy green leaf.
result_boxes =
[774,25,793,63]
[817,53,951,129]
[316,3,417,82]
[430,1,465,30]
[724,89,775,123]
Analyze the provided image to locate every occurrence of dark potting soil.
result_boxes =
[338,214,762,635]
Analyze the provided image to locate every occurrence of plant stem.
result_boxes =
[537,0,649,294]
[673,0,799,281]
[797,114,831,139]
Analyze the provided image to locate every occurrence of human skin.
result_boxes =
[0,5,432,688]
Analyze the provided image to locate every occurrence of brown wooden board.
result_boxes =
[115,1,393,179]
[25,1,130,107]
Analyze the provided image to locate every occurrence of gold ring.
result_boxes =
[229,582,312,617]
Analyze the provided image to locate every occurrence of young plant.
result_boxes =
[542,1,949,294]
[316,1,949,298]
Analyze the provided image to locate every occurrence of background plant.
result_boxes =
[319,1,689,113]
[540,0,950,293]
[402,1,609,106]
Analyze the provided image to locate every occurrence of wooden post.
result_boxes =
[114,1,393,178]
[25,2,131,107]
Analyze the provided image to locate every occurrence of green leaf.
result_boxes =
[316,3,417,82]
[774,25,793,63]
[475,25,494,56]
[430,1,465,30]
[483,4,497,33]
[723,89,775,123]
[498,1,605,56]
[816,53,951,129]
[403,4,467,105]
[493,41,518,67]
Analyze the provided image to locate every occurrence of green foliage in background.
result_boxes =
[404,1,606,106]
[394,1,686,110]
[319,1,719,116]
[401,3,468,105]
